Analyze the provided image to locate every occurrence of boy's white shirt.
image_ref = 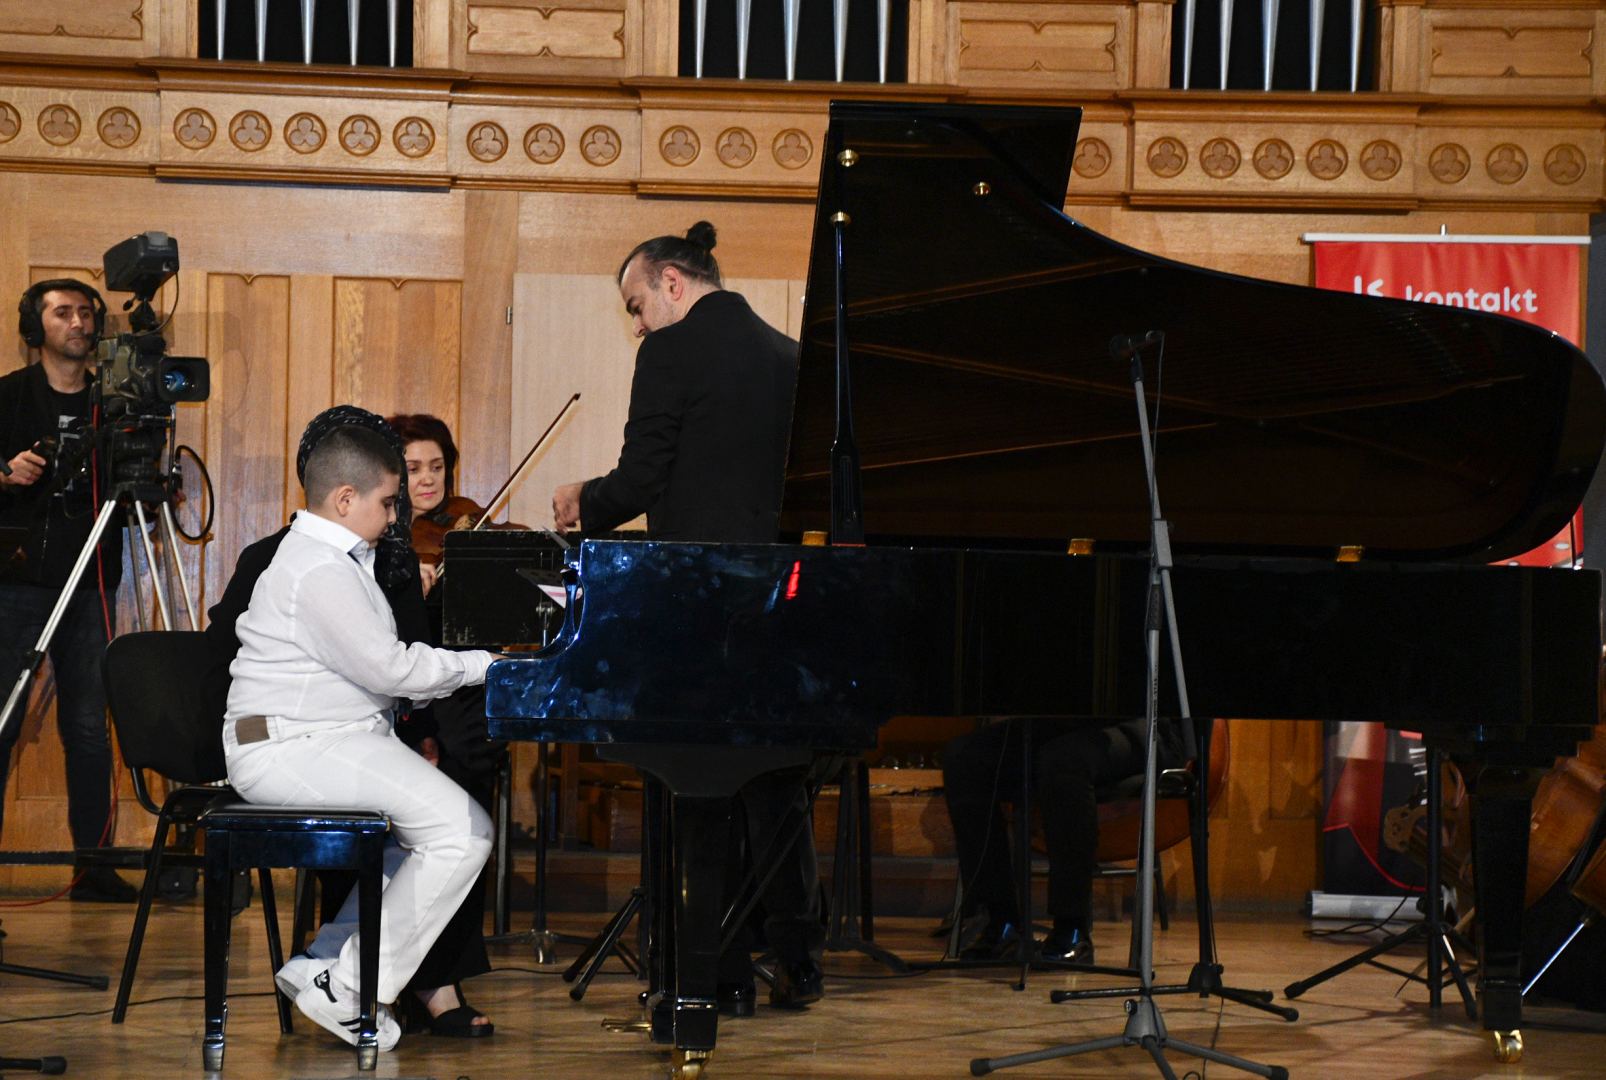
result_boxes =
[224,509,495,739]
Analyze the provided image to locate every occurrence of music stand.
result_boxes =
[969,333,1286,1080]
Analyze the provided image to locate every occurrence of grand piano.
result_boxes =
[469,102,1606,1070]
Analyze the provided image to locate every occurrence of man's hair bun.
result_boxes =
[620,221,723,288]
[685,221,717,252]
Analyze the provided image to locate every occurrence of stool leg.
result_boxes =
[202,831,234,1072]
[114,811,172,1023]
[291,867,316,954]
[355,834,383,1071]
[1155,865,1169,931]
[257,867,292,1033]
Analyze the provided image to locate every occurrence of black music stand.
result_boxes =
[970,333,1286,1080]
[1283,747,1477,1017]
[485,745,592,963]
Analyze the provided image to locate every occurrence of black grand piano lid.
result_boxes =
[780,101,1606,564]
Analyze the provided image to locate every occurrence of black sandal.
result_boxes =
[401,984,495,1038]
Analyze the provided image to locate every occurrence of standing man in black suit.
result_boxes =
[552,222,822,1014]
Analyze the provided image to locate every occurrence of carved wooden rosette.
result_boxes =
[228,111,272,153]
[524,123,565,164]
[339,116,383,157]
[37,104,81,146]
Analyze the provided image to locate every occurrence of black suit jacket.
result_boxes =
[580,290,798,543]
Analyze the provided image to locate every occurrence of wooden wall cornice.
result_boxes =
[1,53,1602,209]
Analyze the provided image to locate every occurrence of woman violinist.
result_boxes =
[389,412,473,598]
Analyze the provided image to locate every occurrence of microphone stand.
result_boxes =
[969,331,1287,1080]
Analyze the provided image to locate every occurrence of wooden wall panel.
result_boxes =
[509,273,638,531]
[0,0,158,59]
[331,278,463,427]
[459,190,518,504]
[458,0,642,78]
[947,1,1131,90]
[204,274,290,608]
[284,275,335,519]
[1379,0,1606,98]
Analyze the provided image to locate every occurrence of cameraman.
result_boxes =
[0,279,132,902]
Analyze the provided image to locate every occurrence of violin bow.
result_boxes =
[435,392,580,583]
[471,391,581,531]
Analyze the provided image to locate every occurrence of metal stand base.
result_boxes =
[1283,917,1477,1019]
[562,887,644,1001]
[1054,960,1298,1021]
[0,959,108,990]
[0,1054,66,1075]
[970,995,1289,1080]
[1283,747,1475,1020]
[823,760,907,973]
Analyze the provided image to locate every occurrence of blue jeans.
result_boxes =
[0,583,117,850]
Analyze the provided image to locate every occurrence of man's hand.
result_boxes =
[418,736,441,767]
[552,481,583,531]
[1,450,47,489]
[418,562,438,598]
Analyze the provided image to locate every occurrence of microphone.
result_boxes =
[1109,330,1163,361]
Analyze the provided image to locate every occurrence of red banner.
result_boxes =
[1313,238,1585,566]
[1311,237,1588,900]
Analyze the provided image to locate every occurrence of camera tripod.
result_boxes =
[0,482,198,1010]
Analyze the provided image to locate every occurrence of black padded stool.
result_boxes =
[199,799,389,1071]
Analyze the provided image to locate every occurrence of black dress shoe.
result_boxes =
[959,920,1022,961]
[769,959,824,1009]
[717,981,756,1018]
[1037,929,1095,966]
[69,867,138,903]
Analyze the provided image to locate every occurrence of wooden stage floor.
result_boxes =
[0,897,1601,1079]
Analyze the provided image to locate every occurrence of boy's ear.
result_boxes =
[330,483,357,516]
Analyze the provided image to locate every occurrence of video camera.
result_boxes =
[41,233,211,503]
[97,232,209,420]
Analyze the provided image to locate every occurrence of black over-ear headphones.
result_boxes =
[17,278,107,349]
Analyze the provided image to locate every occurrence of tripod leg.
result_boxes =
[132,502,172,631]
[563,890,637,985]
[158,502,198,630]
[0,501,121,741]
[1283,924,1425,998]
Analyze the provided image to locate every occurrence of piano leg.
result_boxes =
[666,791,732,1063]
[1464,759,1544,1060]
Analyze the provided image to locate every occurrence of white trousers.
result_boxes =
[225,719,492,1003]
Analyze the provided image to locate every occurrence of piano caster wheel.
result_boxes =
[1490,1030,1524,1064]
[602,1016,651,1034]
[672,1047,713,1079]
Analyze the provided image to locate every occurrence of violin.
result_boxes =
[410,496,527,570]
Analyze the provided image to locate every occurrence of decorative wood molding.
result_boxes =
[1378,0,1606,97]
[0,1,157,59]
[947,1,1132,89]
[457,0,643,78]
[0,56,1602,209]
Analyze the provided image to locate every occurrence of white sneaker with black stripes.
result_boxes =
[293,968,401,1051]
[274,954,320,999]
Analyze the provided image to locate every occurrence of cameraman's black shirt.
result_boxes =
[0,362,124,590]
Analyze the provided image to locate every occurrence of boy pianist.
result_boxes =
[223,424,499,1050]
